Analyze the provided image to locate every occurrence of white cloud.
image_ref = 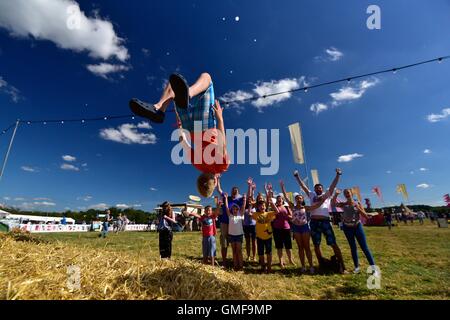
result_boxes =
[419,168,428,172]
[33,201,56,206]
[310,103,328,114]
[3,197,10,201]
[0,0,129,62]
[34,197,52,201]
[77,195,92,201]
[386,170,392,174]
[86,63,130,79]
[116,203,129,209]
[220,77,306,112]
[14,197,25,201]
[137,121,151,129]
[150,187,158,191]
[325,47,343,61]
[81,163,88,167]
[21,166,37,172]
[427,108,450,123]
[62,155,76,162]
[60,163,80,171]
[132,204,142,208]
[423,149,432,154]
[0,76,21,102]
[416,183,430,189]
[330,79,379,104]
[310,78,379,115]
[337,153,364,163]
[89,203,109,210]
[99,122,157,145]
[315,47,344,62]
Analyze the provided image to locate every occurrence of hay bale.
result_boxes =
[0,236,256,300]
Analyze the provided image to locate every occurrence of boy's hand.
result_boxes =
[247,177,253,186]
[212,100,223,120]
[294,170,300,178]
[336,168,342,176]
[335,189,341,195]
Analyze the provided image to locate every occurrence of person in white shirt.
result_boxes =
[294,168,346,273]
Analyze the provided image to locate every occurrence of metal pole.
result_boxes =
[300,126,311,191]
[0,120,20,182]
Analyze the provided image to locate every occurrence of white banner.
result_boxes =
[288,122,305,164]
[19,224,90,233]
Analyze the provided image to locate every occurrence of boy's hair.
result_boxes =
[204,205,212,212]
[197,173,216,198]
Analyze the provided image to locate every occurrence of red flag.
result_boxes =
[444,194,450,207]
[372,186,383,203]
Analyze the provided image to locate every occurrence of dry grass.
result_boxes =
[0,231,256,300]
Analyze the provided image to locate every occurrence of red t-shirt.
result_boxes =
[200,215,217,237]
[189,129,229,174]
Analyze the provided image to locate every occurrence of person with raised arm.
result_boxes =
[243,177,257,262]
[188,202,221,266]
[280,180,326,274]
[223,192,247,271]
[293,169,346,273]
[332,189,378,275]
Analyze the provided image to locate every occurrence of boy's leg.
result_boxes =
[155,82,175,112]
[188,73,212,98]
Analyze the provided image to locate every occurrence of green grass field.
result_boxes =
[31,221,450,300]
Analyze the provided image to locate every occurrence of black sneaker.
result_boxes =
[129,98,165,124]
[169,73,189,109]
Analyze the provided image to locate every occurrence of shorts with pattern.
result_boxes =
[176,82,216,132]
[310,219,337,246]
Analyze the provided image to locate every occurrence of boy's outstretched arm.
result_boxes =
[212,100,227,158]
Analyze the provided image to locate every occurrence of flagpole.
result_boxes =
[300,127,311,191]
[0,120,20,182]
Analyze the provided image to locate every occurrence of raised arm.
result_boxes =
[212,100,227,158]
[265,188,280,214]
[355,201,368,219]
[223,192,231,216]
[240,194,247,216]
[247,177,254,199]
[216,175,224,195]
[163,214,177,224]
[188,211,201,219]
[306,197,328,211]
[331,189,345,209]
[328,168,342,196]
[294,170,310,195]
[280,180,294,209]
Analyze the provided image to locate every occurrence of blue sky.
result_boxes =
[0,0,449,212]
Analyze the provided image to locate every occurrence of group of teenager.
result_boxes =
[129,71,377,275]
[158,168,378,276]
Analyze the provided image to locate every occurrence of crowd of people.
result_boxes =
[157,168,380,276]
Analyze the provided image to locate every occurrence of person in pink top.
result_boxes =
[265,183,295,269]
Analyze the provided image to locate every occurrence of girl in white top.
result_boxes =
[224,193,247,271]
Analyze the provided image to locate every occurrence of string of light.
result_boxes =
[1,55,449,137]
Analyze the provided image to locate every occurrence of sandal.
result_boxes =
[169,73,189,109]
[129,98,165,123]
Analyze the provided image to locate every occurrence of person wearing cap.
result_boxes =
[158,202,177,259]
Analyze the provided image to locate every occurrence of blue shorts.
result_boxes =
[202,235,216,258]
[243,225,256,240]
[228,234,243,243]
[257,238,272,256]
[310,219,337,246]
[292,223,310,234]
[176,82,216,132]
